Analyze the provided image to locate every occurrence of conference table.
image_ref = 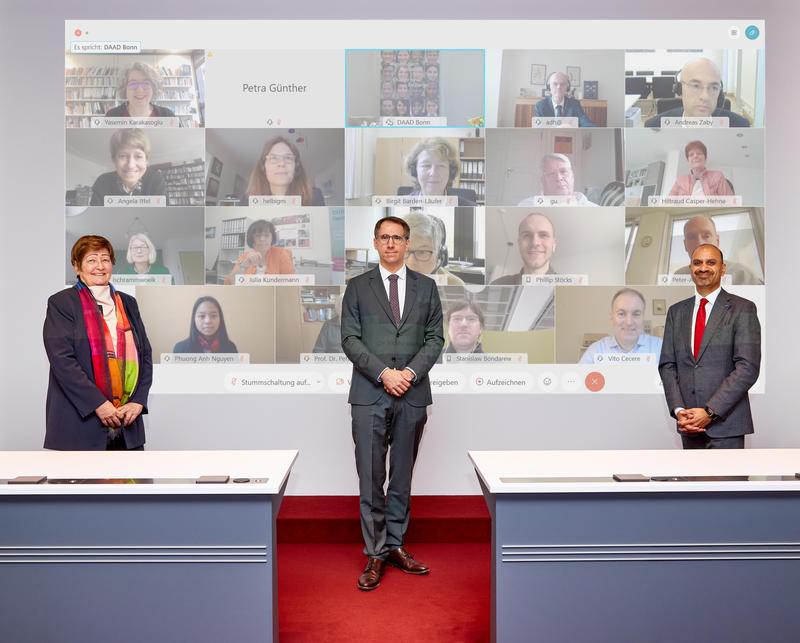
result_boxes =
[470,449,800,643]
[0,450,297,643]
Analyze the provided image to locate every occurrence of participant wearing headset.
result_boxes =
[534,71,596,127]
[645,58,750,127]
[400,210,465,285]
[403,138,478,206]
[491,212,558,285]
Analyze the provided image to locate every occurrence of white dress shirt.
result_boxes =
[378,263,407,318]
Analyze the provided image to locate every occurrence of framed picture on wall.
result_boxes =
[530,64,547,86]
[207,177,219,198]
[567,66,581,89]
[210,157,223,177]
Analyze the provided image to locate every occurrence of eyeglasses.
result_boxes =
[543,168,572,180]
[682,81,721,95]
[450,315,480,325]
[265,154,296,165]
[129,244,149,251]
[376,234,408,244]
[127,81,152,91]
[406,249,433,260]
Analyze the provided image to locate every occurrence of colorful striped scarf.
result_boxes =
[76,281,140,407]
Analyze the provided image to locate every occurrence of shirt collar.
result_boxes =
[379,263,406,281]
[610,334,646,351]
[695,286,722,308]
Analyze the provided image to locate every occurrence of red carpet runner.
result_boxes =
[277,496,491,642]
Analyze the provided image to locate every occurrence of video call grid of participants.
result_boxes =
[64,47,765,368]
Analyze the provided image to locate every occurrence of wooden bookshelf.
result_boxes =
[64,58,202,128]
[151,158,205,206]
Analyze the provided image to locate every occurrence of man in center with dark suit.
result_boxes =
[534,71,596,127]
[341,215,444,591]
[659,244,761,449]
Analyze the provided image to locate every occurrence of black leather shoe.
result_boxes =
[386,547,430,575]
[357,558,386,591]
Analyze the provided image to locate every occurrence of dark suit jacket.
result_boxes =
[534,97,596,127]
[43,288,153,450]
[341,267,444,407]
[645,107,750,128]
[658,289,760,438]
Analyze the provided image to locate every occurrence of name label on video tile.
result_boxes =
[235,274,315,285]
[249,196,302,206]
[591,353,656,364]
[161,353,250,364]
[372,195,457,207]
[112,274,172,285]
[91,117,179,128]
[660,116,730,128]
[104,196,166,207]
[531,117,578,128]
[649,196,742,207]
[522,274,588,285]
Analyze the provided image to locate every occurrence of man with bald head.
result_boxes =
[674,215,763,285]
[492,212,557,284]
[645,57,750,127]
[659,243,761,448]
[534,71,596,127]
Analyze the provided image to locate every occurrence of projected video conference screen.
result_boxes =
[64,20,766,395]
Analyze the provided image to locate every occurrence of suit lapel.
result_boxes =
[399,269,419,328]
[368,267,397,325]
[678,297,694,360]
[697,289,731,362]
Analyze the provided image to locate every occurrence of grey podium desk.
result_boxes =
[0,449,297,643]
[470,449,800,643]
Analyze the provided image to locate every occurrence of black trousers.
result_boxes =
[351,392,427,559]
[681,433,745,449]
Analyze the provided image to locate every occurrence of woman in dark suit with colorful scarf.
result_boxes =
[43,235,153,450]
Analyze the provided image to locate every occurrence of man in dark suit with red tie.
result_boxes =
[341,216,444,590]
[659,244,761,448]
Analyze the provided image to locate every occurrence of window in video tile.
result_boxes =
[346,49,484,127]
[65,206,205,286]
[345,206,485,285]
[65,128,205,207]
[624,129,764,207]
[205,207,345,286]
[346,128,484,206]
[624,49,763,128]
[485,207,624,286]
[136,285,276,364]
[205,128,344,207]
[554,285,693,364]
[438,285,555,364]
[485,128,623,207]
[65,51,205,128]
[490,49,625,127]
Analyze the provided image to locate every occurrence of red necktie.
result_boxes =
[693,297,708,360]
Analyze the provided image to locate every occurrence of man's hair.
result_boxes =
[540,153,572,173]
[71,235,115,267]
[610,287,646,311]
[374,216,410,238]
[110,128,151,160]
[683,215,717,235]
[445,300,484,327]
[692,243,724,263]
[519,212,555,236]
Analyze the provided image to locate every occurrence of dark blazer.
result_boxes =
[534,97,596,127]
[341,267,444,407]
[89,168,167,206]
[645,107,750,128]
[658,289,761,438]
[43,287,153,450]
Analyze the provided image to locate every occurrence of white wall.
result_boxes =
[496,49,625,127]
